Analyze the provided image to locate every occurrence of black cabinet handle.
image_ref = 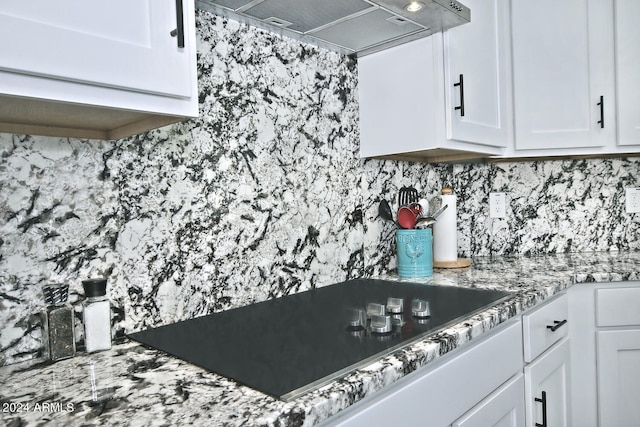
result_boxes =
[597,95,604,128]
[535,390,548,427]
[454,74,465,117]
[546,319,567,332]
[170,0,185,48]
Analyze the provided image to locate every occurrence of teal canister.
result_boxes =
[396,228,433,278]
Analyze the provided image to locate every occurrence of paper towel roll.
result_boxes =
[432,192,458,262]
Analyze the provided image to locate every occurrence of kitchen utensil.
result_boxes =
[418,198,430,216]
[398,186,419,207]
[415,204,448,229]
[397,203,422,229]
[378,199,394,223]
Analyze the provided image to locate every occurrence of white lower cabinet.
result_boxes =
[320,283,640,427]
[569,281,640,427]
[318,319,523,427]
[595,285,640,427]
[568,283,599,426]
[320,295,574,427]
[597,330,640,426]
[522,293,571,427]
[452,374,525,427]
[524,339,571,427]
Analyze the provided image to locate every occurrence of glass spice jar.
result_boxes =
[82,278,112,353]
[42,283,76,361]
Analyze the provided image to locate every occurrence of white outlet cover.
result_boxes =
[489,192,507,218]
[626,187,640,214]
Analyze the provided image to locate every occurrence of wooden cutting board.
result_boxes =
[434,258,471,269]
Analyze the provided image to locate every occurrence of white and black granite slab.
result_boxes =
[1,8,639,371]
[0,11,361,366]
[2,252,639,427]
[362,159,640,275]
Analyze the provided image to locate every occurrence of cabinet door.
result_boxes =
[0,0,192,98]
[358,36,439,159]
[597,330,640,427]
[452,374,525,427]
[614,0,640,146]
[524,338,571,427]
[444,0,511,148]
[511,0,614,151]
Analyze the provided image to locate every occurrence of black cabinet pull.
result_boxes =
[535,390,548,427]
[546,319,568,332]
[597,95,604,128]
[170,0,185,48]
[454,74,465,117]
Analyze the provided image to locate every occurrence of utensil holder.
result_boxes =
[396,229,433,278]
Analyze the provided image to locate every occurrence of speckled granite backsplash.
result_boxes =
[1,10,639,366]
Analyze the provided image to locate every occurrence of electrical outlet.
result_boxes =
[626,187,640,213]
[489,192,507,218]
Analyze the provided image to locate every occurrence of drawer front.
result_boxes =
[596,286,640,327]
[523,293,569,363]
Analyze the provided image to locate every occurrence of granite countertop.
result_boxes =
[2,252,639,427]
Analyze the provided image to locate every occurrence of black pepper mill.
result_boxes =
[42,283,76,361]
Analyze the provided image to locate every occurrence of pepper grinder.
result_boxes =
[42,283,76,361]
[82,278,112,353]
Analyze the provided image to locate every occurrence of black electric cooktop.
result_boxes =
[128,279,512,401]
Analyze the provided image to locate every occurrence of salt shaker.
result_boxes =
[42,283,76,361]
[82,278,111,353]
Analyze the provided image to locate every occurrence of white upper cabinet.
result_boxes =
[505,0,640,158]
[0,0,198,140]
[358,0,511,163]
[444,0,512,147]
[1,1,191,98]
[615,0,640,146]
[508,0,615,155]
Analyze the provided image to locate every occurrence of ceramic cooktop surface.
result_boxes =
[128,278,512,401]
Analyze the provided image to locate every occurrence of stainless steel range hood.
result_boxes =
[195,0,470,56]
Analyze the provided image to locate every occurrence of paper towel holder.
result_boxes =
[432,187,471,269]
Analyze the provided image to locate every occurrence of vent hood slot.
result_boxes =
[310,9,423,52]
[235,0,373,33]
[196,0,470,56]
